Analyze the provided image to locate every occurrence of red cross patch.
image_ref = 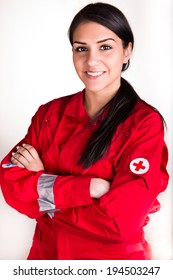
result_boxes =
[129,158,149,174]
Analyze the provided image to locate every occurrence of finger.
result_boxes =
[22,144,40,160]
[16,146,34,162]
[11,153,25,168]
[11,152,30,168]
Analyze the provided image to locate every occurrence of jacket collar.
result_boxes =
[64,89,90,121]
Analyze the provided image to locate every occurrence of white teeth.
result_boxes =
[87,71,103,77]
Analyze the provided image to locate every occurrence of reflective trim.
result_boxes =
[48,212,54,218]
[37,174,58,213]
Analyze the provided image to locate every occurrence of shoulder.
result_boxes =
[124,100,164,133]
[134,99,159,114]
[34,91,83,118]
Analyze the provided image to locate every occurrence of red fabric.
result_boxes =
[0,90,169,259]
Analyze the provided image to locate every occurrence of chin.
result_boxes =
[85,84,105,94]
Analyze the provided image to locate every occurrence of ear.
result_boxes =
[123,42,132,64]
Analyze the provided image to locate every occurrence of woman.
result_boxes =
[0,3,169,260]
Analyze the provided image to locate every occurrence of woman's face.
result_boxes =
[72,21,132,97]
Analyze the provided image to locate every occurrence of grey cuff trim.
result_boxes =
[37,173,58,212]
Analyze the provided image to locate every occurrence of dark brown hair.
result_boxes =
[68,2,134,71]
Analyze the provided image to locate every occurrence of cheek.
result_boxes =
[109,56,124,72]
[73,57,79,73]
[73,56,82,71]
[72,55,76,67]
[73,57,84,79]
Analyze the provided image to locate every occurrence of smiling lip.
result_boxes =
[85,71,105,78]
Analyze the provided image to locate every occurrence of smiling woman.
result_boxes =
[72,21,132,117]
[0,2,169,260]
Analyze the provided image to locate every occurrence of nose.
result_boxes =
[87,50,100,67]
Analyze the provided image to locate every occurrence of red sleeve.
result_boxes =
[70,111,169,242]
[98,112,169,241]
[0,104,46,218]
[53,175,93,209]
[0,103,93,219]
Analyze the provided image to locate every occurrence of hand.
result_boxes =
[90,178,110,199]
[11,144,44,171]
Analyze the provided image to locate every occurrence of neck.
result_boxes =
[84,87,120,119]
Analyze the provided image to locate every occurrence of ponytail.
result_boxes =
[79,78,140,168]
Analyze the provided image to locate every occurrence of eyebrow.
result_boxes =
[73,38,115,45]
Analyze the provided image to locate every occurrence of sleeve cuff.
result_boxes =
[72,176,93,206]
[37,173,58,212]
[54,175,93,208]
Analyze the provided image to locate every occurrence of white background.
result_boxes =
[0,0,172,260]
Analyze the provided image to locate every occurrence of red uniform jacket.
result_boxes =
[0,90,169,260]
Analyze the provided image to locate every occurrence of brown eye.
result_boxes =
[75,46,88,52]
[100,45,112,50]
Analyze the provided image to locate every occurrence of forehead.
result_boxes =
[73,21,121,43]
